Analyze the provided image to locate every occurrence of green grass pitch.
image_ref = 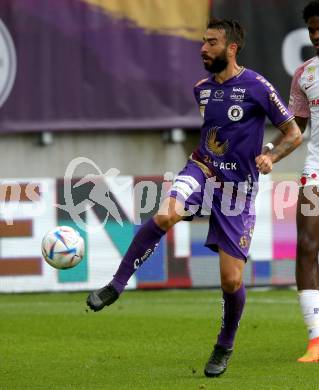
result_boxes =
[0,289,317,390]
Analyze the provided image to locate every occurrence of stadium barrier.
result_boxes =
[0,173,298,292]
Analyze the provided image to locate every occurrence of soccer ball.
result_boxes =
[41,226,85,269]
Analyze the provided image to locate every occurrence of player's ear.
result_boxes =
[227,43,237,58]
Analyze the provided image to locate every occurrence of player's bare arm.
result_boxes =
[255,119,302,174]
[294,116,308,134]
[269,119,303,162]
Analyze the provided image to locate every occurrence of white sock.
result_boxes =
[299,290,319,340]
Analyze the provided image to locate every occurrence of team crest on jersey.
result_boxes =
[307,66,316,74]
[206,127,229,156]
[307,74,314,83]
[228,105,244,121]
[307,68,315,83]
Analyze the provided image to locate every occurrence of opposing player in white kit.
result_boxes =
[289,0,319,362]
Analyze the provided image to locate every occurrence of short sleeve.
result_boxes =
[193,85,200,105]
[288,66,310,118]
[193,77,209,105]
[254,75,294,127]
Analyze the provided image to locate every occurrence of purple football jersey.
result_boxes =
[192,68,294,187]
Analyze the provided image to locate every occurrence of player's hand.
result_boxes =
[255,154,273,174]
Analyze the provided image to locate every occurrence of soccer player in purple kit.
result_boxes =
[87,19,302,377]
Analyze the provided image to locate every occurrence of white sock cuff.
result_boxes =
[299,289,319,338]
[298,290,319,298]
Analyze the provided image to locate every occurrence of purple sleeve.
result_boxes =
[253,76,294,127]
[193,85,200,105]
[193,77,209,105]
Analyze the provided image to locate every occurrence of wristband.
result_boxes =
[264,142,274,151]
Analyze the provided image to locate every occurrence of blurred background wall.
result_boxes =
[0,0,312,178]
[0,129,309,178]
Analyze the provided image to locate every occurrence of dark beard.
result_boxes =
[204,52,228,74]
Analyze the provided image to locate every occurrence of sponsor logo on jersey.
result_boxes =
[256,75,275,92]
[230,87,246,102]
[230,93,245,102]
[212,89,224,101]
[200,89,211,99]
[310,98,319,106]
[299,172,319,186]
[203,154,237,170]
[232,87,246,93]
[206,127,229,156]
[213,160,237,170]
[269,92,289,115]
[228,105,244,121]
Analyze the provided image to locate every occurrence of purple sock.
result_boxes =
[217,283,246,349]
[111,218,166,294]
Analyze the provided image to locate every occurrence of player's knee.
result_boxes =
[221,273,242,293]
[153,212,180,231]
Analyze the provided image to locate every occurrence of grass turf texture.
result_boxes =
[0,289,315,390]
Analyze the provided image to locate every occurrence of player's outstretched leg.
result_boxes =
[86,218,166,311]
[86,197,185,312]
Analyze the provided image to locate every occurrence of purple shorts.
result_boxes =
[168,160,256,261]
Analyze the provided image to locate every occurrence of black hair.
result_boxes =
[303,1,319,22]
[207,18,245,55]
